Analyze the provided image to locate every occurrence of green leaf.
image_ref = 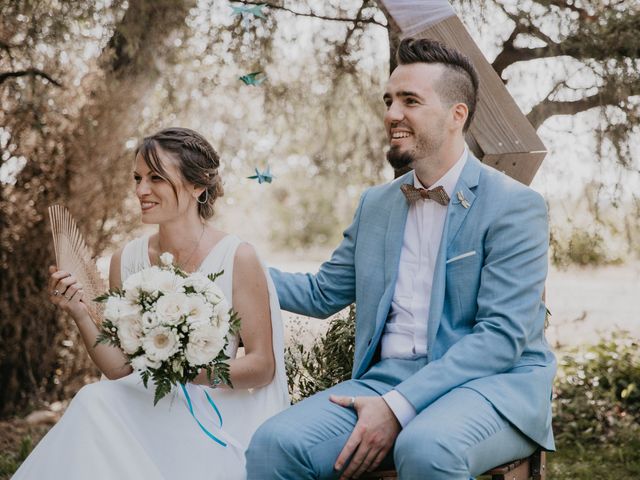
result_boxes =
[153,378,172,406]
[94,287,124,303]
[226,309,242,337]
[207,269,224,283]
[141,370,150,389]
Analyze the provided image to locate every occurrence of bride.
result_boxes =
[13,127,289,479]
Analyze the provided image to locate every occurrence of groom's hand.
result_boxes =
[330,395,401,479]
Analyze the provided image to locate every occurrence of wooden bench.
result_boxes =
[361,449,546,480]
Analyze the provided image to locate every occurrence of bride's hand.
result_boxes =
[48,266,89,320]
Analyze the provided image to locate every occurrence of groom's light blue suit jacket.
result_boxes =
[270,154,556,450]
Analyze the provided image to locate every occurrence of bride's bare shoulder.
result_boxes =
[232,242,263,282]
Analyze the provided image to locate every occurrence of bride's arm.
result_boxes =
[49,248,132,380]
[195,243,275,389]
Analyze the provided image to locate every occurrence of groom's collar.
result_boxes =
[394,147,481,191]
[413,146,468,197]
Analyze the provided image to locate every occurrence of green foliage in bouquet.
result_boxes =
[95,264,240,405]
[286,305,355,403]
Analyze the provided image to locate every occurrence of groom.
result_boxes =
[247,38,556,479]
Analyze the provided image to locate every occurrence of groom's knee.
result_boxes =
[246,415,309,479]
[394,424,466,480]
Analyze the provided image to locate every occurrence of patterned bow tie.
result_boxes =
[400,184,450,206]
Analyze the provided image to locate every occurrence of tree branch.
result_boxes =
[231,1,387,27]
[531,0,594,21]
[527,82,640,129]
[0,40,17,51]
[0,69,62,87]
[334,0,370,72]
[492,5,561,76]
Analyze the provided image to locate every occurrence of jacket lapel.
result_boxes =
[426,155,482,353]
[384,173,412,288]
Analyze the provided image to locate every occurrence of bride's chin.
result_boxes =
[140,213,156,224]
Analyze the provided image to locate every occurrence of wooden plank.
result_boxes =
[531,451,547,480]
[416,15,546,186]
[483,151,547,186]
[376,1,548,186]
[492,459,531,480]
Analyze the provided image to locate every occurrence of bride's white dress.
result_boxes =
[13,234,290,479]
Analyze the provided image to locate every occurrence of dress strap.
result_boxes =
[220,235,243,292]
[197,235,242,305]
[120,235,150,282]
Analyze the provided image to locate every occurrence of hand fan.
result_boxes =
[48,204,106,323]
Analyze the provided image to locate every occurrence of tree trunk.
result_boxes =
[0,0,194,418]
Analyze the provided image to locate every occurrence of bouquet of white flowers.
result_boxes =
[96,252,240,405]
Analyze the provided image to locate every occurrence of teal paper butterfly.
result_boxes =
[239,71,266,86]
[231,4,266,27]
[247,166,275,184]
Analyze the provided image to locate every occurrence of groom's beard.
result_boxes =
[386,146,414,170]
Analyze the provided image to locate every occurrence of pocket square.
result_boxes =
[446,251,477,264]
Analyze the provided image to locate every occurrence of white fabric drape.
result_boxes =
[379,0,455,37]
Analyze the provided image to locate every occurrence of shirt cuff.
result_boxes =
[382,390,417,428]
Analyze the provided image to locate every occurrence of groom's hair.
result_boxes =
[396,38,479,132]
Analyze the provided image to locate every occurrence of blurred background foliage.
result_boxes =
[1,1,639,476]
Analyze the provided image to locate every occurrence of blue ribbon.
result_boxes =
[180,383,227,447]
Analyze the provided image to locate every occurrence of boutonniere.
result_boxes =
[456,191,470,209]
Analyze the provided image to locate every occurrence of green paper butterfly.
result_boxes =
[239,71,266,86]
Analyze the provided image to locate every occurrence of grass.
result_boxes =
[0,436,33,479]
[548,438,640,479]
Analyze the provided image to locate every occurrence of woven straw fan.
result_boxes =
[48,205,106,324]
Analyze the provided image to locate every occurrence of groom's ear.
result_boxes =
[449,102,468,132]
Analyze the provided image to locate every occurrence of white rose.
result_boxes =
[185,324,226,366]
[123,270,148,302]
[148,269,180,294]
[154,292,190,325]
[204,283,225,305]
[123,267,180,300]
[130,355,147,371]
[146,357,162,369]
[180,272,212,294]
[117,314,143,354]
[104,296,141,324]
[184,294,214,326]
[140,311,161,331]
[159,252,174,266]
[122,271,144,293]
[212,300,231,333]
[142,326,180,362]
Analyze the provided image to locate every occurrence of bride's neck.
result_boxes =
[157,215,207,255]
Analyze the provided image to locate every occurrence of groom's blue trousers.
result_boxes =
[246,358,536,479]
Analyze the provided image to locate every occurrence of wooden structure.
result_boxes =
[377,0,547,186]
[362,448,546,480]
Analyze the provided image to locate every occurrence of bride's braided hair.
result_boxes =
[136,127,224,219]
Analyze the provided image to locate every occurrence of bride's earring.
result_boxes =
[196,189,209,204]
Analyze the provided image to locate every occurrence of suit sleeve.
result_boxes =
[394,188,549,412]
[268,190,369,319]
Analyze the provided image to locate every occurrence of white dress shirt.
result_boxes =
[381,148,468,427]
